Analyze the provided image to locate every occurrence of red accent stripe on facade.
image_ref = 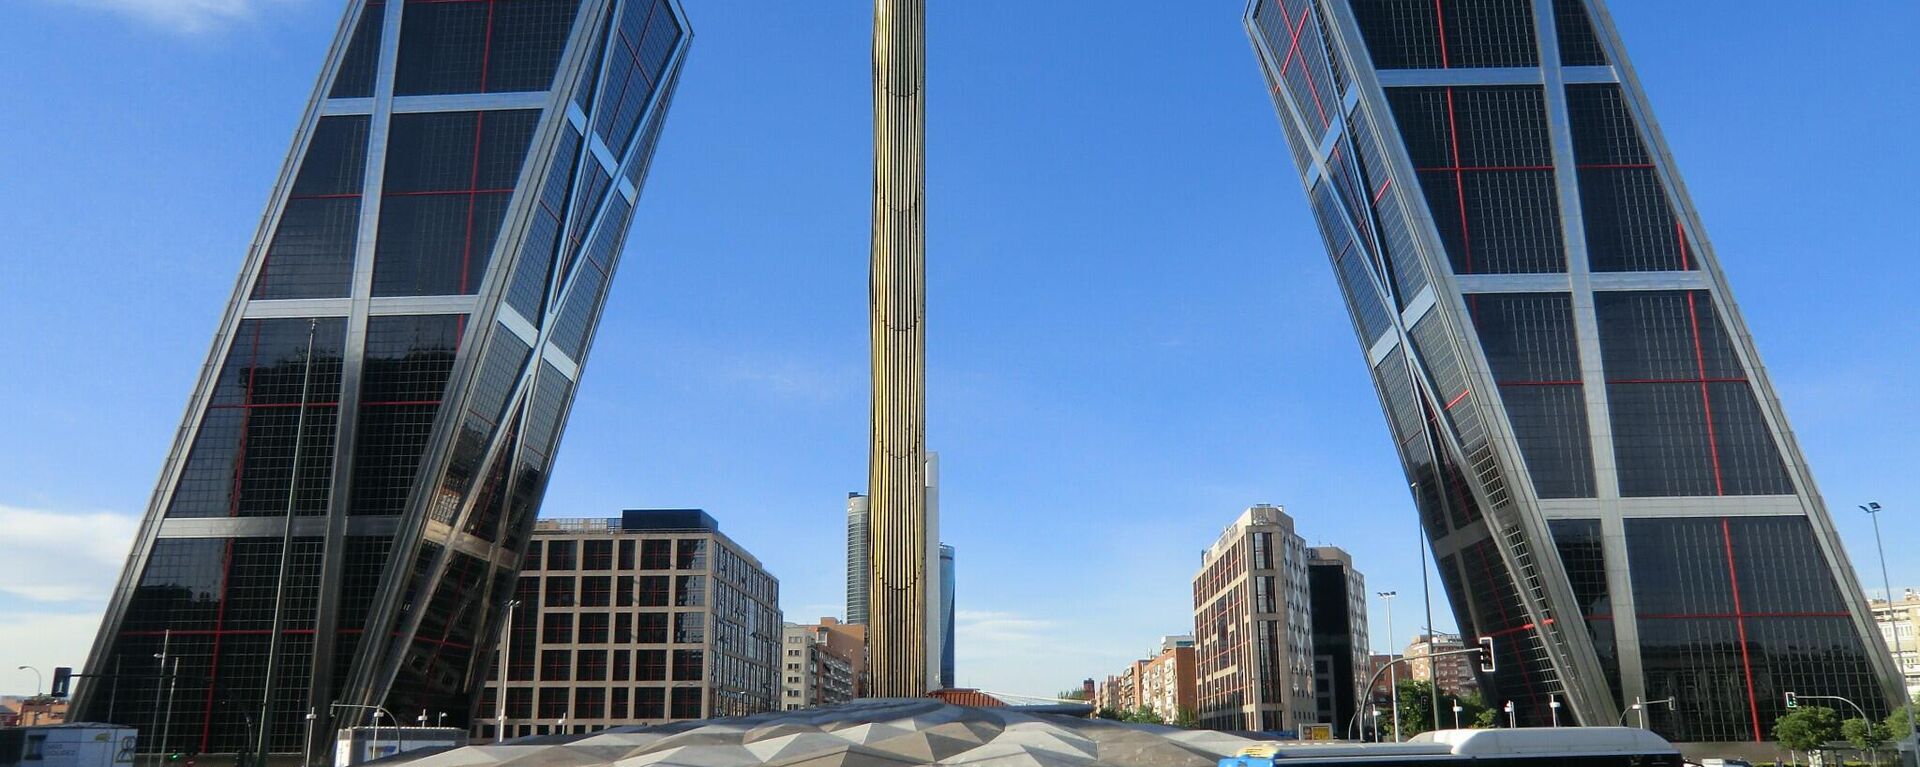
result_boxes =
[479,0,495,93]
[1496,380,1582,387]
[1444,88,1473,273]
[1417,165,1555,173]
[1686,292,1725,494]
[287,192,364,200]
[1373,178,1392,203]
[1676,219,1692,270]
[207,400,438,410]
[1722,518,1763,741]
[462,112,486,294]
[1604,376,1747,385]
[1444,389,1470,409]
[1433,0,1451,69]
[1638,611,1849,621]
[385,188,515,197]
[1277,5,1328,127]
[201,538,234,752]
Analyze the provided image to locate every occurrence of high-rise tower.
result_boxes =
[74,1,690,760]
[845,492,872,625]
[867,0,930,698]
[1245,0,1901,742]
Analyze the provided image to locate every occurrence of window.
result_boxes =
[641,539,672,569]
[634,686,666,719]
[581,576,611,607]
[393,0,579,96]
[672,649,704,681]
[636,650,667,682]
[618,540,635,570]
[372,110,539,297]
[584,539,613,570]
[637,613,667,644]
[544,576,575,607]
[674,612,705,643]
[675,575,705,607]
[1469,293,1596,498]
[1387,86,1564,275]
[576,649,607,681]
[616,575,635,607]
[546,540,577,570]
[1353,0,1539,69]
[540,649,570,681]
[677,539,707,570]
[670,687,702,720]
[538,686,568,719]
[542,613,572,644]
[579,612,610,643]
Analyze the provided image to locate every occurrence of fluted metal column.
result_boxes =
[867,0,929,698]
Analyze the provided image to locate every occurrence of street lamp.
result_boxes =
[1549,696,1561,727]
[1504,700,1516,728]
[16,666,42,697]
[1863,502,1918,736]
[497,598,520,743]
[1378,591,1399,742]
[1370,708,1382,742]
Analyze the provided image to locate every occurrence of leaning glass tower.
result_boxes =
[1245,0,1901,742]
[74,0,689,760]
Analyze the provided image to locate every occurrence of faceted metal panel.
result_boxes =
[1245,0,1902,741]
[76,1,692,762]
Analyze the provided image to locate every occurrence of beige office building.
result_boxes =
[1192,505,1316,731]
[1871,591,1920,699]
[782,623,857,710]
[476,510,781,739]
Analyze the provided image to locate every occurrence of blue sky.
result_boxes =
[1,1,1916,699]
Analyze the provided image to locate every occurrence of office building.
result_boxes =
[925,455,944,691]
[1246,0,1903,741]
[476,511,781,739]
[1140,636,1198,724]
[867,0,932,698]
[1307,547,1369,732]
[781,624,855,711]
[1404,633,1480,697]
[940,543,956,689]
[1870,591,1920,700]
[1192,505,1316,731]
[845,494,870,625]
[783,618,866,706]
[76,1,690,760]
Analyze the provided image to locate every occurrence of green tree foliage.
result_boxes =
[1883,698,1916,740]
[1775,707,1842,753]
[1123,706,1166,725]
[1058,689,1089,701]
[1449,692,1493,729]
[1392,680,1438,738]
[1843,717,1890,755]
[1096,707,1126,721]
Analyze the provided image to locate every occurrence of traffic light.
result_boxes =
[1478,636,1497,673]
[1785,692,1799,709]
[50,667,72,698]
[167,753,185,763]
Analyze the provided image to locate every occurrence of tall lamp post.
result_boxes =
[16,666,43,697]
[1378,591,1399,741]
[496,599,520,743]
[1863,502,1916,737]
[1504,700,1516,728]
[1451,700,1463,729]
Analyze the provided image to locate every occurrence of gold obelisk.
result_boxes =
[866,0,928,698]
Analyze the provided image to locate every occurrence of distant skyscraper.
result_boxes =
[478,510,781,737]
[925,453,943,689]
[1307,546,1368,734]
[845,493,870,625]
[1246,0,1901,740]
[939,543,955,689]
[74,1,690,760]
[1192,505,1316,731]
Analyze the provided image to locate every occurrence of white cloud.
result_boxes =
[951,608,1134,696]
[40,0,298,35]
[0,613,104,697]
[0,504,140,603]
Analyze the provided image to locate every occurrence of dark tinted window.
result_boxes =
[1469,293,1594,498]
[1388,86,1564,274]
[1355,0,1538,69]
[1567,85,1692,272]
[394,0,580,96]
[374,110,540,296]
[349,315,461,516]
[255,116,369,300]
[1553,0,1608,67]
[329,2,385,98]
[1596,291,1792,496]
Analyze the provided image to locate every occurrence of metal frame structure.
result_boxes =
[1244,0,1903,743]
[75,1,693,762]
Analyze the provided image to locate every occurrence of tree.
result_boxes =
[1843,717,1891,765]
[1123,706,1165,725]
[1775,707,1842,764]
[1392,680,1439,738]
[1883,698,1916,740]
[1095,707,1126,721]
[1172,706,1200,729]
[1058,689,1089,701]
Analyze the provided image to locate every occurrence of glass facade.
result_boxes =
[1250,0,1900,742]
[78,0,691,761]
